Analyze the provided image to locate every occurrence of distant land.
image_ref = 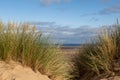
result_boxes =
[62,44,81,46]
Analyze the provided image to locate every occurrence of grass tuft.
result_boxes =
[71,25,120,80]
[0,21,68,80]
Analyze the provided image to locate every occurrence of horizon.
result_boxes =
[1,0,120,44]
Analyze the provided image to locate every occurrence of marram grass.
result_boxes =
[71,25,120,80]
[0,21,68,80]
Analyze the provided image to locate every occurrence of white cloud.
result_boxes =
[40,0,60,5]
[40,0,72,5]
[38,25,100,44]
[62,31,75,35]
[28,21,103,44]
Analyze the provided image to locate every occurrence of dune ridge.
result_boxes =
[0,61,51,80]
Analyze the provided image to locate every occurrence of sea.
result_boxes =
[60,44,82,47]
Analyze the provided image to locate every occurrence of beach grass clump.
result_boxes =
[0,21,68,80]
[71,25,120,80]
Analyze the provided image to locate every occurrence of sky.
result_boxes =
[0,0,120,44]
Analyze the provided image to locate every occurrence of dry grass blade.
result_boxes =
[0,21,68,80]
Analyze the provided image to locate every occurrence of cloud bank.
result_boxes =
[28,21,102,44]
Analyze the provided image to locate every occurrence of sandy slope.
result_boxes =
[0,61,51,80]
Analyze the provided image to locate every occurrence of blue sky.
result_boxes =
[0,0,120,44]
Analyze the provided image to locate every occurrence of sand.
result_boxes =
[0,61,51,80]
[60,46,80,59]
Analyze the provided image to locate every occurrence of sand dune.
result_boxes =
[0,61,51,80]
